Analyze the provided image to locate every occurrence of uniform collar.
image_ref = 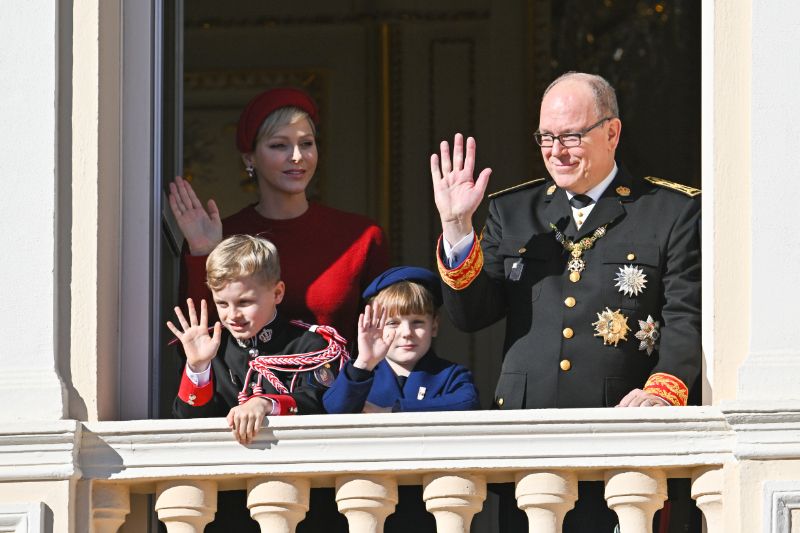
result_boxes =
[233,311,280,350]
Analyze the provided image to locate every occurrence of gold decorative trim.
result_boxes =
[488,178,546,199]
[644,176,701,197]
[643,372,689,406]
[436,235,484,291]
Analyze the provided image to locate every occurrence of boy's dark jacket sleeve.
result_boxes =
[173,325,333,418]
[323,351,480,413]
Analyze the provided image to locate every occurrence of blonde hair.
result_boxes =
[368,281,437,318]
[206,235,281,291]
[254,106,317,146]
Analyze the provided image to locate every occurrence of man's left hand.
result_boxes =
[616,389,669,407]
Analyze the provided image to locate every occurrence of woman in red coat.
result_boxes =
[169,87,388,341]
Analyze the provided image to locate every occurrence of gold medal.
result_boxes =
[592,307,631,347]
[550,223,609,279]
[569,271,581,282]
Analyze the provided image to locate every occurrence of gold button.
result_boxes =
[569,271,581,283]
[518,247,527,254]
[564,296,576,308]
[562,327,574,339]
[560,359,571,371]
[627,253,635,261]
[497,397,504,407]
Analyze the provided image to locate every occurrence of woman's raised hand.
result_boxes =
[168,175,223,255]
[430,133,492,245]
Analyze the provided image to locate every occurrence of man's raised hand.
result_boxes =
[430,134,492,245]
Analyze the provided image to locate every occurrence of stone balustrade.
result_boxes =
[11,405,800,532]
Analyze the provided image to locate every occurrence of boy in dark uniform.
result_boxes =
[169,234,345,442]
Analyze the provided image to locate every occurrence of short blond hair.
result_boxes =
[254,106,317,146]
[368,281,437,318]
[206,235,280,291]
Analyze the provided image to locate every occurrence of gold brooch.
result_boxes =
[592,307,631,347]
[616,186,631,197]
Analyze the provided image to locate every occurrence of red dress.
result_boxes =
[180,202,389,341]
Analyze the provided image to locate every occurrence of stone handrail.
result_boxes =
[8,404,800,531]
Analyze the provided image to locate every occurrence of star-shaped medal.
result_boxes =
[614,264,648,297]
[592,307,631,347]
[634,315,660,355]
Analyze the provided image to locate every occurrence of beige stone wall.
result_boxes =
[0,481,74,533]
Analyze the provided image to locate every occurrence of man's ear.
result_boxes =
[607,118,622,150]
[273,281,286,305]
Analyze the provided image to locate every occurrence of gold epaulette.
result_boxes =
[488,178,546,199]
[644,176,701,197]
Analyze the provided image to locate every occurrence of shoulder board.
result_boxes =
[644,176,701,197]
[488,178,546,199]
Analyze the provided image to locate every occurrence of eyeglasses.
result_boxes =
[533,117,614,148]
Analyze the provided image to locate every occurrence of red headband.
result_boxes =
[235,87,319,153]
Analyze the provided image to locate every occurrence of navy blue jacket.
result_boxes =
[323,351,480,413]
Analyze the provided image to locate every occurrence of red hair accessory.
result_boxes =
[235,87,319,153]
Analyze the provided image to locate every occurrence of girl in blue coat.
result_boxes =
[323,266,480,413]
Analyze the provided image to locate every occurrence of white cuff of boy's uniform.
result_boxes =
[442,230,476,268]
[185,364,212,386]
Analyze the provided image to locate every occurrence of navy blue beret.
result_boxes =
[362,266,442,306]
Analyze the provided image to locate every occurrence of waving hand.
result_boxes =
[431,134,492,245]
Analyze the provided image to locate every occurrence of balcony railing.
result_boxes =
[81,407,737,533]
[14,404,800,532]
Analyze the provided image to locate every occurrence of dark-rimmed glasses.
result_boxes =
[534,117,614,148]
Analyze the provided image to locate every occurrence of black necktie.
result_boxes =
[568,194,593,209]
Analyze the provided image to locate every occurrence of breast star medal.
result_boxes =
[634,315,660,355]
[592,307,631,347]
[550,223,609,278]
[614,264,648,296]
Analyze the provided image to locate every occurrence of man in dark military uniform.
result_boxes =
[430,72,701,532]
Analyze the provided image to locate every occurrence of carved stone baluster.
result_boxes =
[335,475,398,533]
[691,467,724,533]
[92,483,130,533]
[515,471,578,533]
[423,473,486,533]
[155,480,217,533]
[247,477,310,533]
[604,469,667,533]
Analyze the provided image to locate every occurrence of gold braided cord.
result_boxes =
[643,372,689,406]
[437,235,484,291]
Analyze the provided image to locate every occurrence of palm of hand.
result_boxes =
[181,326,220,367]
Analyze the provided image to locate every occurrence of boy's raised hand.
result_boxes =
[227,398,273,445]
[166,298,222,373]
[168,175,223,255]
[354,304,396,372]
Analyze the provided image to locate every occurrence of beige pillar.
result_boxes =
[247,477,310,533]
[515,471,578,533]
[335,475,398,533]
[604,469,667,533]
[92,483,130,533]
[155,480,218,533]
[691,467,724,533]
[423,473,487,533]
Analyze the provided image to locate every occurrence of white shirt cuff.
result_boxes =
[442,230,475,268]
[185,364,212,386]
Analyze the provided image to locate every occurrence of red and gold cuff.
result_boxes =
[263,394,298,415]
[643,372,689,406]
[178,370,214,407]
[436,234,484,291]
